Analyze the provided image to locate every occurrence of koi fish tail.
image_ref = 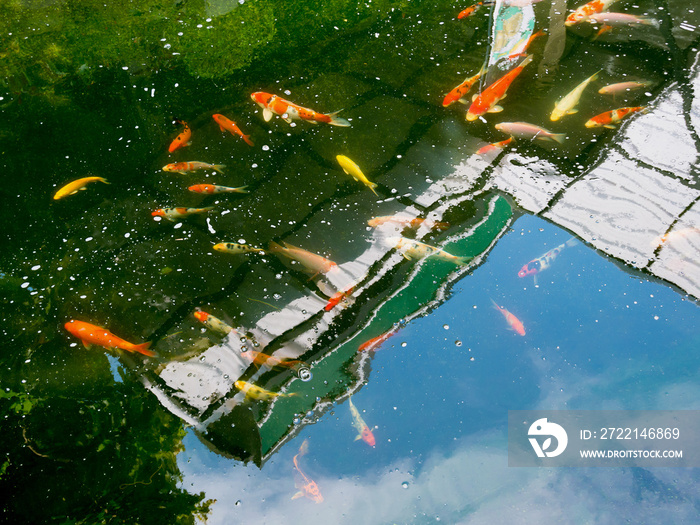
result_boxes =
[213,164,226,174]
[548,133,567,144]
[242,135,254,147]
[229,185,248,193]
[131,342,156,357]
[326,110,351,127]
[455,255,473,266]
[98,178,110,185]
[368,182,379,196]
[490,298,501,311]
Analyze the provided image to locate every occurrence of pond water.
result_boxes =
[2,0,700,523]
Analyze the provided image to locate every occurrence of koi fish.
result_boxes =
[565,0,621,27]
[550,71,600,121]
[390,237,471,266]
[586,12,659,28]
[212,114,254,146]
[251,91,350,127]
[368,216,449,231]
[584,106,647,128]
[269,241,338,276]
[336,155,378,195]
[188,184,248,194]
[213,242,264,254]
[650,227,700,248]
[162,161,225,174]
[193,310,235,335]
[151,206,215,221]
[348,397,376,447]
[457,2,486,19]
[234,380,298,401]
[239,350,303,369]
[53,176,109,200]
[476,137,514,155]
[518,238,577,278]
[64,320,155,357]
[598,81,653,96]
[490,299,526,336]
[292,440,323,503]
[495,122,566,144]
[466,54,533,121]
[358,326,398,352]
[168,119,191,153]
[442,67,485,107]
[324,285,355,311]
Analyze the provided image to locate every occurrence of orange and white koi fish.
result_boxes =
[64,320,155,357]
[442,67,485,107]
[162,161,225,174]
[212,114,254,146]
[239,350,303,369]
[584,106,647,128]
[292,439,323,503]
[188,184,248,194]
[168,119,191,153]
[518,238,577,278]
[269,241,338,276]
[251,91,350,127]
[457,2,490,19]
[336,155,378,195]
[550,70,600,122]
[193,310,235,335]
[466,54,533,121]
[324,285,355,311]
[235,380,298,401]
[565,0,621,27]
[389,237,471,266]
[151,206,215,221]
[213,242,264,254]
[476,137,514,155]
[495,122,566,144]
[358,326,399,352]
[650,228,700,248]
[490,299,526,336]
[586,12,659,28]
[349,397,376,447]
[368,216,449,231]
[598,81,653,96]
[53,176,109,200]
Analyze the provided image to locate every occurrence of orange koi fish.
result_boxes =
[457,2,487,19]
[193,310,236,335]
[466,54,533,121]
[212,114,254,146]
[476,137,514,155]
[490,299,526,336]
[565,0,621,27]
[152,206,215,221]
[269,241,338,277]
[162,161,225,174]
[239,350,303,369]
[188,184,248,194]
[443,67,485,107]
[168,119,191,153]
[64,320,155,357]
[358,326,398,352]
[251,91,350,127]
[291,439,323,503]
[348,397,376,447]
[324,285,355,311]
[368,216,449,231]
[53,176,109,200]
[585,106,647,129]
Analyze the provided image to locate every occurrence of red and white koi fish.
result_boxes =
[193,310,236,335]
[291,440,323,503]
[495,122,566,144]
[358,326,399,352]
[389,237,471,266]
[586,12,659,28]
[598,81,653,96]
[168,119,191,153]
[188,184,248,194]
[324,285,355,311]
[269,241,338,276]
[348,397,376,447]
[368,216,449,231]
[151,206,215,221]
[251,91,350,127]
[235,380,298,401]
[585,106,647,128]
[212,114,254,146]
[476,137,514,155]
[64,320,155,357]
[466,54,533,121]
[162,161,225,174]
[239,350,303,369]
[213,242,264,254]
[518,238,577,278]
[442,67,485,107]
[565,0,621,27]
[490,299,526,336]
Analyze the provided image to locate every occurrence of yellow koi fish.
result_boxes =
[389,236,471,265]
[53,177,109,200]
[234,380,298,401]
[550,71,600,121]
[336,155,378,196]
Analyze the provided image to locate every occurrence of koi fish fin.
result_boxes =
[566,109,579,115]
[218,125,227,133]
[263,108,273,122]
[242,135,254,147]
[213,164,226,174]
[487,105,504,113]
[354,434,362,441]
[457,98,471,105]
[455,255,472,266]
[291,491,305,500]
[82,341,92,350]
[131,342,156,357]
[533,274,539,286]
[283,116,294,124]
[549,133,567,144]
[401,253,413,261]
[472,94,479,101]
[603,124,617,129]
[327,110,351,127]
[79,187,87,191]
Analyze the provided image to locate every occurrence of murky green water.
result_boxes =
[2,0,699,523]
